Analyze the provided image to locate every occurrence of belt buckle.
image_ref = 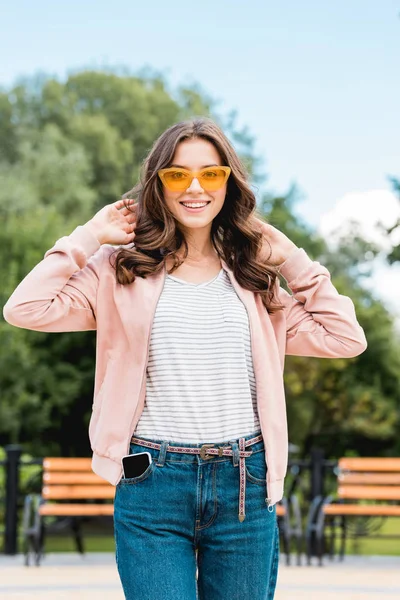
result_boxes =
[200,444,214,459]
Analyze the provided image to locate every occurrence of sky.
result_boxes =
[1,0,400,315]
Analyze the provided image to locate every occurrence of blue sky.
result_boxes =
[1,0,399,229]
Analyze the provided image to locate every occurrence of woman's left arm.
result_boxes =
[258,219,368,358]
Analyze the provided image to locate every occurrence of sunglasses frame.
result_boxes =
[157,166,231,191]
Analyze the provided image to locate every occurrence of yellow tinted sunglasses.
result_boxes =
[158,166,231,192]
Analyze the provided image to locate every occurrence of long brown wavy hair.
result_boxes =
[111,117,283,313]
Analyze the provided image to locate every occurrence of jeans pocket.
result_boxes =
[245,450,267,485]
[245,467,267,486]
[117,461,156,486]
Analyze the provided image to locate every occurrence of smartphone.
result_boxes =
[121,451,152,479]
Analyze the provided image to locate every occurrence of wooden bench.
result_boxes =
[22,458,114,565]
[22,457,295,566]
[310,458,400,564]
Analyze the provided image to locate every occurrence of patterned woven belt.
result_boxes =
[130,433,267,522]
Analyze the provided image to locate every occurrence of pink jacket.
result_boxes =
[3,224,367,505]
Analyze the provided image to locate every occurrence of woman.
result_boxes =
[3,117,367,599]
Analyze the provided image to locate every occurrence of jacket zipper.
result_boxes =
[126,269,166,451]
[245,297,271,505]
[227,270,270,501]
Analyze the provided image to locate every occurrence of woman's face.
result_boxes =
[162,138,228,234]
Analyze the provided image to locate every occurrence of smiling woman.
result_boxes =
[3,116,367,600]
[160,139,229,231]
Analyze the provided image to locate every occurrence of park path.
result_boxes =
[0,553,399,598]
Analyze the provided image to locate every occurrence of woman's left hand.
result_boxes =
[255,218,299,267]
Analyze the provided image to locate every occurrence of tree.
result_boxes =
[258,191,400,458]
[385,177,400,264]
[0,69,264,457]
[1,69,399,461]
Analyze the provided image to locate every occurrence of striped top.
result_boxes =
[133,267,260,444]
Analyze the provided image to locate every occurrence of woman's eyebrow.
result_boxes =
[169,163,219,169]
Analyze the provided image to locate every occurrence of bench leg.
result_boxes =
[328,517,336,560]
[23,494,45,567]
[22,495,34,567]
[315,506,328,567]
[282,527,291,566]
[23,533,34,567]
[71,517,85,555]
[316,529,324,566]
[304,495,323,566]
[339,516,347,561]
[296,533,302,566]
[277,518,290,566]
[32,519,45,566]
[289,495,303,566]
[305,532,312,566]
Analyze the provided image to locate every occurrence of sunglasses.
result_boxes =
[157,166,231,192]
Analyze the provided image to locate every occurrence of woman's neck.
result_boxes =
[181,247,219,264]
[165,237,221,275]
[178,239,218,264]
[177,229,217,263]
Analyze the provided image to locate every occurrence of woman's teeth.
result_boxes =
[181,202,209,208]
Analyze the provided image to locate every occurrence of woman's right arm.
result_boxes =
[3,199,137,333]
[3,224,103,332]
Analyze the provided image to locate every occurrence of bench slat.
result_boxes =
[339,458,400,472]
[43,473,108,485]
[338,485,400,501]
[43,458,93,471]
[42,485,115,500]
[39,503,114,516]
[324,504,400,516]
[338,473,400,485]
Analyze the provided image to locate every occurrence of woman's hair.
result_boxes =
[111,117,283,313]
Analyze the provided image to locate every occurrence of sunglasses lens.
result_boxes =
[160,167,229,191]
[162,170,190,191]
[199,168,227,190]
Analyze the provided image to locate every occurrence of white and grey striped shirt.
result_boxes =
[133,268,260,443]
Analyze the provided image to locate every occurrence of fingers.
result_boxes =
[115,199,138,211]
[123,198,137,208]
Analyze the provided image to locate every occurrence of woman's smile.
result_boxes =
[179,200,211,212]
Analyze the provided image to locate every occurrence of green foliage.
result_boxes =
[0,69,265,458]
[0,447,42,525]
[0,68,399,466]
[385,177,400,264]
[259,192,400,458]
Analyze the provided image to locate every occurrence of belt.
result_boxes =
[130,433,269,522]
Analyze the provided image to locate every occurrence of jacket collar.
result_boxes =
[158,257,253,306]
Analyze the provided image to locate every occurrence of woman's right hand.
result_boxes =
[84,199,138,246]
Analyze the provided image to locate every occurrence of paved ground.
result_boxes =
[0,553,399,598]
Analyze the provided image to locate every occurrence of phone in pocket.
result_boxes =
[121,451,152,479]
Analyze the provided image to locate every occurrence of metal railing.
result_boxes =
[1,446,43,555]
[0,444,337,556]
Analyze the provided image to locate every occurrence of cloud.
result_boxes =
[319,189,400,251]
[318,189,400,325]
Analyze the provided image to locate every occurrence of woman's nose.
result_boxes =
[186,177,204,192]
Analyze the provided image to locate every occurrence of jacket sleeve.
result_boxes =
[276,248,368,358]
[2,224,103,332]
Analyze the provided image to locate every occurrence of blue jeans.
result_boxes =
[113,430,279,599]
